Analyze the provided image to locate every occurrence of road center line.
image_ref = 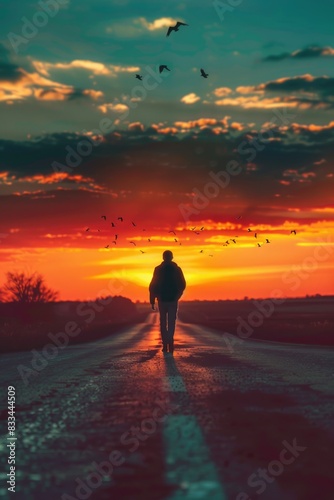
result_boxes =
[163,415,227,499]
[161,355,227,499]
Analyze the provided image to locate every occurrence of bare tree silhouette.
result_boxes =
[1,271,58,303]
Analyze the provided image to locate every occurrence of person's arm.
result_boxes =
[176,267,186,300]
[149,268,159,309]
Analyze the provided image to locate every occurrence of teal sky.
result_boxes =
[1,0,334,139]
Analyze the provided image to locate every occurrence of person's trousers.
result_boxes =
[158,300,178,344]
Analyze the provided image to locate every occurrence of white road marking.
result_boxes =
[161,351,227,499]
[163,415,227,499]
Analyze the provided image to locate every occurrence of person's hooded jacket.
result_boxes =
[149,261,186,303]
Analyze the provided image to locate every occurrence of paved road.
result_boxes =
[1,314,334,500]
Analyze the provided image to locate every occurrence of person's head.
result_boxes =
[163,250,173,262]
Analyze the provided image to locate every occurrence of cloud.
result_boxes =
[181,93,201,104]
[0,169,110,202]
[215,95,299,109]
[231,122,246,131]
[32,88,73,101]
[155,126,179,135]
[128,122,145,132]
[256,74,334,96]
[18,173,95,185]
[0,171,16,185]
[0,122,333,240]
[136,17,178,31]
[0,61,22,82]
[263,45,334,62]
[82,89,104,100]
[32,60,139,77]
[0,65,103,103]
[98,102,129,113]
[220,75,334,110]
[0,69,59,101]
[213,87,233,97]
[33,87,102,101]
[236,86,264,94]
[174,118,220,130]
[105,16,181,38]
[0,44,22,82]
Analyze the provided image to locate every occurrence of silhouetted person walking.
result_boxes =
[149,250,186,353]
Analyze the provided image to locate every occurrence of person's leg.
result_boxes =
[158,301,168,351]
[167,301,178,352]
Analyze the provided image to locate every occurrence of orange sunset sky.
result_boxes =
[1,158,334,302]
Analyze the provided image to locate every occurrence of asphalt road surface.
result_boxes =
[1,313,334,500]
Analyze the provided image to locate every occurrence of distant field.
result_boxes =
[0,298,149,353]
[178,297,334,346]
[2,297,333,353]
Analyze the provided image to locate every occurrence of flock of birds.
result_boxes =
[134,21,209,81]
[87,20,298,257]
[85,215,297,256]
[86,215,182,253]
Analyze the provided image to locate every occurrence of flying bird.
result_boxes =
[257,243,262,247]
[236,215,242,220]
[225,240,230,245]
[118,217,123,222]
[200,68,208,78]
[135,74,142,81]
[132,221,136,226]
[112,241,117,245]
[115,234,118,240]
[174,239,178,243]
[265,239,271,244]
[199,250,204,253]
[140,250,146,254]
[290,230,297,235]
[200,227,205,231]
[254,233,257,238]
[104,245,109,249]
[195,231,200,235]
[130,241,136,246]
[247,228,252,232]
[191,227,196,231]
[230,239,237,244]
[148,238,151,242]
[166,21,188,37]
[111,222,115,227]
[85,228,90,232]
[101,215,107,220]
[159,65,171,73]
[169,230,176,235]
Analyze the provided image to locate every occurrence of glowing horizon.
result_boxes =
[1,219,333,302]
